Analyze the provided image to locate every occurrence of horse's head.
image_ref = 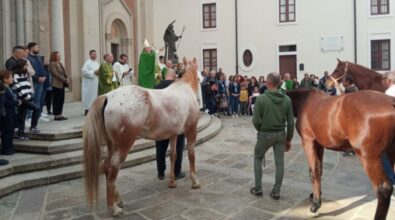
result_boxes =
[181,58,199,93]
[326,58,349,89]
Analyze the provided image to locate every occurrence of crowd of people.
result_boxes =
[199,68,338,117]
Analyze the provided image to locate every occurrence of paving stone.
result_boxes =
[70,214,95,220]
[182,207,225,220]
[14,186,47,214]
[229,207,273,220]
[44,205,91,220]
[139,201,187,220]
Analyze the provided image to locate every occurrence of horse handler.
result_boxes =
[154,69,186,180]
[250,72,294,201]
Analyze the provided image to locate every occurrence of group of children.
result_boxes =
[202,73,265,118]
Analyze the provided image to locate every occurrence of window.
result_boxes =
[279,45,297,52]
[243,50,253,67]
[371,0,389,15]
[203,3,216,28]
[203,49,217,71]
[279,0,295,22]
[371,40,391,70]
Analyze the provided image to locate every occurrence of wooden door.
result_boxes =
[279,55,297,79]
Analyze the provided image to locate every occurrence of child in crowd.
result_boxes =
[249,86,260,114]
[0,70,18,155]
[12,59,40,140]
[239,84,249,115]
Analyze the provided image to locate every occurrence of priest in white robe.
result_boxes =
[81,50,99,115]
[113,53,133,86]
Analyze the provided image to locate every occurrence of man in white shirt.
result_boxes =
[113,54,133,87]
[384,71,395,96]
[81,50,99,115]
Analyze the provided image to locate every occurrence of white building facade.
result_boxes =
[151,0,395,80]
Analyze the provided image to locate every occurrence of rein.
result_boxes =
[329,62,349,86]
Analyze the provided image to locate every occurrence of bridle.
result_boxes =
[328,62,349,87]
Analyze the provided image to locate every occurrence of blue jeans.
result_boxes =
[29,82,44,118]
[382,153,395,184]
[229,96,239,114]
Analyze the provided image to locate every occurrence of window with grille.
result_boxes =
[371,40,391,70]
[203,49,217,71]
[279,0,295,22]
[371,0,389,15]
[203,3,216,29]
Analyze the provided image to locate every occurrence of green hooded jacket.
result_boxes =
[252,89,294,141]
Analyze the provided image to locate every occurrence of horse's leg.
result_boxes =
[104,140,133,217]
[309,142,324,202]
[357,153,393,220]
[302,139,322,217]
[168,135,177,188]
[186,126,200,189]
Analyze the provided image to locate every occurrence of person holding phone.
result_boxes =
[113,54,133,87]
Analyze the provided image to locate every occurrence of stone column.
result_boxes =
[51,0,65,62]
[16,0,24,45]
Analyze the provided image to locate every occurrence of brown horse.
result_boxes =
[326,59,386,92]
[83,59,201,217]
[286,89,395,220]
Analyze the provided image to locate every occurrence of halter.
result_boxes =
[329,62,349,86]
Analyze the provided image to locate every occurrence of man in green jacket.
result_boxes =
[250,72,294,201]
[98,53,117,95]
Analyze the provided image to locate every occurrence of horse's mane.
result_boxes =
[180,59,199,93]
[348,62,383,79]
[286,89,324,117]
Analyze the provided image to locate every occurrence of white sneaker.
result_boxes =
[40,116,50,122]
[204,109,209,114]
[41,112,48,117]
[235,114,239,118]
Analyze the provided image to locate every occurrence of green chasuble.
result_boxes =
[285,80,294,91]
[138,50,156,89]
[98,63,116,95]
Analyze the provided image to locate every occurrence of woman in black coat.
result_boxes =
[0,70,18,155]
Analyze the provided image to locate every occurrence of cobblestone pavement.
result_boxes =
[0,116,394,220]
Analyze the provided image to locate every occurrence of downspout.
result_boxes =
[235,0,239,74]
[353,0,357,63]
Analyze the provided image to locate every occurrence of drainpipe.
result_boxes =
[235,0,239,74]
[353,0,357,63]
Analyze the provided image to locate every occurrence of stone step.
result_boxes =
[0,117,221,198]
[13,114,212,154]
[25,111,210,141]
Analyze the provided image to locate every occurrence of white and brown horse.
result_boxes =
[83,59,201,217]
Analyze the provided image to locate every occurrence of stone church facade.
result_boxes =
[0,0,156,101]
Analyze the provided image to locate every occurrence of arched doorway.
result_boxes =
[110,19,128,63]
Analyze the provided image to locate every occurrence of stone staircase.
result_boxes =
[0,103,221,197]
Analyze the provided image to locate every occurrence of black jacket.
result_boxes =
[0,86,17,131]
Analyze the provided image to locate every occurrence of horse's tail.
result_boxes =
[83,95,108,208]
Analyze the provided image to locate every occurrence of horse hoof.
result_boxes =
[168,183,177,188]
[111,206,125,218]
[308,211,319,218]
[117,200,124,208]
[192,183,201,189]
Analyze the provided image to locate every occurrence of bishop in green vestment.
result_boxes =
[138,47,156,89]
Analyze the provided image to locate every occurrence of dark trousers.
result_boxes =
[18,100,39,135]
[1,130,14,154]
[155,134,185,176]
[45,90,53,113]
[52,87,65,115]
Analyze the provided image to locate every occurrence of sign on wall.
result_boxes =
[320,36,344,52]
